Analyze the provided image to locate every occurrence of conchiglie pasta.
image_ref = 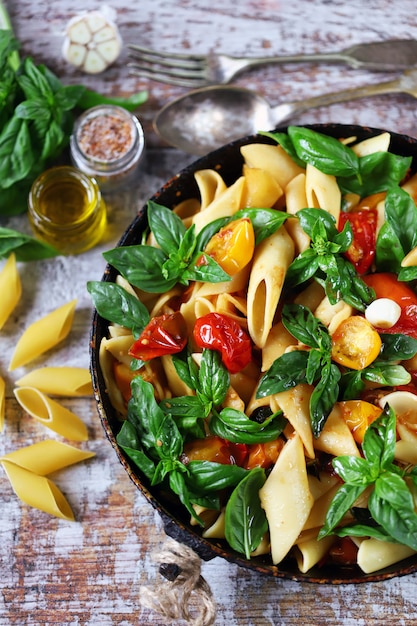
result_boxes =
[9,299,77,370]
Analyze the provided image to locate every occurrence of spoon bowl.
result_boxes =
[153,86,272,156]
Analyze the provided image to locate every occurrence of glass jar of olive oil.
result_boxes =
[28,166,107,255]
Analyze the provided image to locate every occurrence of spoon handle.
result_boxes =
[269,71,417,126]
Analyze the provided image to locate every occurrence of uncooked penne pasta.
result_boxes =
[14,386,88,441]
[0,253,21,330]
[0,439,95,475]
[15,367,92,396]
[0,375,5,432]
[9,299,77,370]
[1,461,75,521]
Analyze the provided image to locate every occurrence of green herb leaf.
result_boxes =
[318,482,368,539]
[0,227,59,260]
[104,245,177,293]
[282,303,331,350]
[77,87,148,112]
[87,280,150,338]
[186,460,248,493]
[225,467,268,559]
[148,201,187,256]
[210,407,286,444]
[368,479,417,551]
[256,350,309,398]
[234,207,289,244]
[116,420,156,481]
[338,152,412,197]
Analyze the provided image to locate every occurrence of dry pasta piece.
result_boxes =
[9,299,77,370]
[0,439,95,475]
[259,433,314,565]
[0,253,22,330]
[0,375,5,432]
[14,387,88,441]
[15,367,92,396]
[0,440,95,521]
[1,461,75,521]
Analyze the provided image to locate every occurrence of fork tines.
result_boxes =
[127,44,207,87]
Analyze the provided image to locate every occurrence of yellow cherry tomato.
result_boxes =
[204,217,255,275]
[339,400,382,444]
[331,315,382,370]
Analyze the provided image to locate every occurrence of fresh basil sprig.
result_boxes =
[318,406,417,550]
[104,201,231,293]
[285,208,374,310]
[0,226,59,261]
[262,126,411,198]
[257,303,341,437]
[376,186,417,280]
[209,406,287,444]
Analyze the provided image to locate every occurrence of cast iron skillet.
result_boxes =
[90,124,417,584]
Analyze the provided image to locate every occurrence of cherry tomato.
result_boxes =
[331,315,382,370]
[328,537,358,566]
[181,435,248,466]
[193,312,252,374]
[244,439,283,470]
[339,399,382,444]
[364,273,417,338]
[338,208,378,274]
[204,217,255,276]
[129,311,188,361]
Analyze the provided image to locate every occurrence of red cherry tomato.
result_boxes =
[193,312,252,374]
[338,208,377,274]
[129,311,188,361]
[363,273,417,338]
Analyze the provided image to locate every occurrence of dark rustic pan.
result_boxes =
[90,124,417,583]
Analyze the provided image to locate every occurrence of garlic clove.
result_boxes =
[62,9,122,74]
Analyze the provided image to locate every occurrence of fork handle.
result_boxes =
[225,40,417,76]
[269,75,406,126]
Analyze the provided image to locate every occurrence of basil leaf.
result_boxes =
[310,361,340,437]
[285,248,319,286]
[195,217,229,251]
[0,227,59,260]
[147,200,187,255]
[287,126,360,177]
[380,333,417,361]
[296,207,339,240]
[225,467,268,559]
[234,207,289,244]
[87,280,150,337]
[368,482,417,551]
[398,265,417,282]
[384,186,417,253]
[199,349,230,406]
[362,406,396,470]
[159,395,207,419]
[375,221,404,273]
[338,152,411,197]
[210,409,286,444]
[256,350,309,398]
[335,524,395,542]
[318,482,367,539]
[186,460,248,493]
[168,469,202,523]
[183,253,231,284]
[332,455,376,486]
[104,245,176,293]
[116,421,156,481]
[362,364,411,387]
[77,87,148,112]
[282,303,330,350]
[171,352,199,391]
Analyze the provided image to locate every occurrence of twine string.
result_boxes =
[139,537,217,625]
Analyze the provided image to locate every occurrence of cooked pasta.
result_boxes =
[92,126,417,576]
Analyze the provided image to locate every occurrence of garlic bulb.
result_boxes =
[62,6,122,74]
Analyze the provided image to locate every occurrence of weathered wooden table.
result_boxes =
[2,1,417,624]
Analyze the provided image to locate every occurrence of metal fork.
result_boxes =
[127,40,417,88]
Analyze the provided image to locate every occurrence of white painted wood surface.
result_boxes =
[2,1,417,624]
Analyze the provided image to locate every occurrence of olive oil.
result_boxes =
[28,166,107,254]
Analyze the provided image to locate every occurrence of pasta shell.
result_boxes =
[9,299,77,370]
[15,367,92,396]
[0,253,22,330]
[14,387,88,441]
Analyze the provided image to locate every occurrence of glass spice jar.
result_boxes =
[28,166,107,255]
[70,104,145,191]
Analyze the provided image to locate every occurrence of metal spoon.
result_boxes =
[153,68,417,156]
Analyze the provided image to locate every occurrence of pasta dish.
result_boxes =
[89,126,417,576]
